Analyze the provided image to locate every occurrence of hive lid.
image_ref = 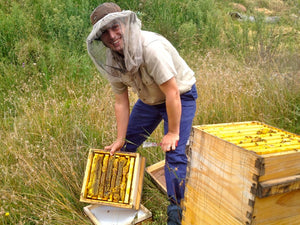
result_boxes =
[83,204,152,225]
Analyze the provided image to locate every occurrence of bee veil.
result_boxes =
[87,10,143,79]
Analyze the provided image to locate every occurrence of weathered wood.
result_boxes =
[182,122,300,225]
[257,175,300,198]
[183,128,260,224]
[252,189,300,224]
[145,160,167,194]
[259,152,300,181]
[135,156,146,210]
[183,185,245,225]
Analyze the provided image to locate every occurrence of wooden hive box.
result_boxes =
[80,149,146,210]
[182,121,300,225]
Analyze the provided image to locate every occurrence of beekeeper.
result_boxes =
[87,2,197,224]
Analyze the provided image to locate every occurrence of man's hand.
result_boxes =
[161,132,179,152]
[104,138,125,155]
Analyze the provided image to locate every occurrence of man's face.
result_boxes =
[100,21,124,54]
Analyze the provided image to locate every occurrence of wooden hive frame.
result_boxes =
[80,149,146,210]
[182,121,300,225]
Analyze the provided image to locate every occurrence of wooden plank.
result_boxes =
[135,204,153,224]
[252,215,300,225]
[252,189,300,224]
[83,204,101,225]
[145,160,167,194]
[259,151,300,181]
[183,128,261,224]
[182,185,243,225]
[135,157,146,210]
[146,159,165,172]
[130,153,140,209]
[258,175,300,198]
[193,121,259,130]
[80,149,94,202]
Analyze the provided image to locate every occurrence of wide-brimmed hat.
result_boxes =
[90,2,122,25]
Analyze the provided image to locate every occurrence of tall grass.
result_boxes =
[1,0,299,224]
[189,50,300,131]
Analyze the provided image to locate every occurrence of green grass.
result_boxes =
[1,0,299,224]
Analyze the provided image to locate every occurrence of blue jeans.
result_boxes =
[122,85,197,204]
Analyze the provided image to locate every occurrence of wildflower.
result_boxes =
[5,212,9,216]
[22,63,25,67]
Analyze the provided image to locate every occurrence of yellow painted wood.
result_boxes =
[124,157,135,204]
[195,121,300,155]
[80,150,94,202]
[80,149,145,210]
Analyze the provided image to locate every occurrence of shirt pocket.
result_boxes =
[121,73,135,87]
[139,65,155,86]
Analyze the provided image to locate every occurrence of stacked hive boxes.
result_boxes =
[182,121,300,225]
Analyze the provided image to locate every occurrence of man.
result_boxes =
[87,2,197,224]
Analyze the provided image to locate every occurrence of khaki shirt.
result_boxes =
[107,31,196,105]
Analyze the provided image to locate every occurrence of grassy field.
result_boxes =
[1,0,299,224]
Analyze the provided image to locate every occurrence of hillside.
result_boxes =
[0,0,299,224]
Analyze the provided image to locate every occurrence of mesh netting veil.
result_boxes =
[87,11,143,79]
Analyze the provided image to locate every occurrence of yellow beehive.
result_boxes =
[196,121,300,155]
[80,149,145,210]
[182,121,300,225]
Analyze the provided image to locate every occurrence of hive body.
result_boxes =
[182,121,300,225]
